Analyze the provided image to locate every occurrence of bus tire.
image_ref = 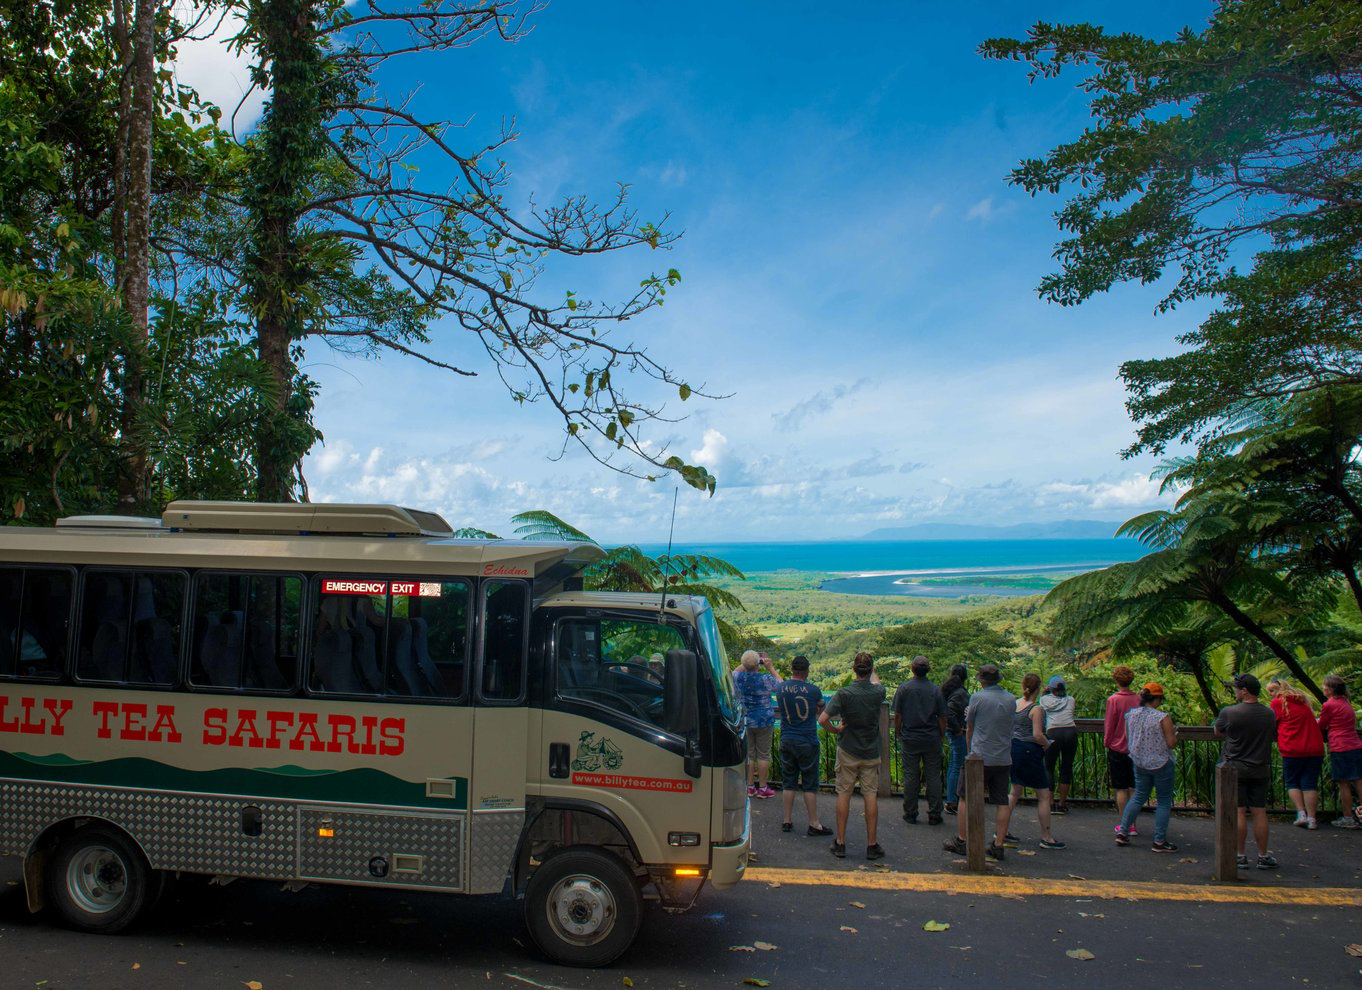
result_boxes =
[524,846,642,967]
[44,825,153,934]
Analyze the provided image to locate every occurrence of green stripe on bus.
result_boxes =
[0,752,469,810]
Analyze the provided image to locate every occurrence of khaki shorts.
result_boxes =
[835,749,881,795]
[746,725,774,763]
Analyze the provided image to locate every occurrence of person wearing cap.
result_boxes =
[1115,683,1179,852]
[1316,674,1362,828]
[890,655,947,825]
[818,652,886,860]
[776,655,833,836]
[1214,673,1279,869]
[943,663,1015,862]
[1040,674,1077,815]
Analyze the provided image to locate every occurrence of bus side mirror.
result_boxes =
[663,649,698,735]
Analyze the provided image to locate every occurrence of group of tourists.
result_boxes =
[733,648,1362,869]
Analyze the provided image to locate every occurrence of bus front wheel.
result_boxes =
[524,847,642,967]
[44,825,153,934]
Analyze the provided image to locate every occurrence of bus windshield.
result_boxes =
[695,604,737,722]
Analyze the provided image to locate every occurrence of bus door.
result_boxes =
[468,579,532,893]
[535,610,707,870]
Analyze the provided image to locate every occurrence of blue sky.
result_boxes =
[181,0,1216,543]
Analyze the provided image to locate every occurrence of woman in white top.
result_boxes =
[1040,675,1078,814]
[1114,683,1179,851]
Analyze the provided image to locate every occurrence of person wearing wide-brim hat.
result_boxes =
[1115,683,1179,852]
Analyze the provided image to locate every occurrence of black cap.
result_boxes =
[791,655,809,672]
[1228,673,1261,696]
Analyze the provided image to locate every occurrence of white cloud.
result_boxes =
[171,3,266,135]
[965,197,996,222]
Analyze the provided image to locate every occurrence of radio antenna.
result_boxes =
[660,488,679,613]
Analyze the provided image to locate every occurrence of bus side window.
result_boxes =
[387,580,469,699]
[0,568,21,677]
[78,571,132,681]
[77,569,183,685]
[481,581,527,701]
[26,569,73,678]
[191,573,299,692]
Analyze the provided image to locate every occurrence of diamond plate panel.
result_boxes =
[298,807,464,890]
[467,810,525,894]
[0,781,296,877]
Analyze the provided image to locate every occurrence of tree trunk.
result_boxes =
[1187,657,1221,717]
[247,0,324,503]
[1210,591,1324,702]
[114,0,157,513]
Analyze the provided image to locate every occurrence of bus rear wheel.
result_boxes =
[525,847,641,967]
[45,825,153,934]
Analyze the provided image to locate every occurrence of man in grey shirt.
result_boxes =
[1214,673,1279,869]
[943,664,1014,861]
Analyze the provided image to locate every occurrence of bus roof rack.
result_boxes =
[55,514,164,530]
[161,501,455,537]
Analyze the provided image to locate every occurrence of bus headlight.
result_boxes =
[721,767,747,843]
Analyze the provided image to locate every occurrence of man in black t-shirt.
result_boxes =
[1214,673,1279,870]
[890,655,947,825]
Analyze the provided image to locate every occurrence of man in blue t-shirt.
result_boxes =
[776,655,832,835]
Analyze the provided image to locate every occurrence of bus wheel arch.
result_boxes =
[523,845,642,967]
[38,820,158,934]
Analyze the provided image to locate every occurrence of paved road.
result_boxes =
[3,795,1360,989]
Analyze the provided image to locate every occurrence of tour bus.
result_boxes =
[0,501,749,966]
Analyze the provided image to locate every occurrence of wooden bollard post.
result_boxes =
[964,754,986,872]
[1214,763,1239,881]
[878,702,892,798]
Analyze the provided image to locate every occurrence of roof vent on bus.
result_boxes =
[55,514,164,529]
[161,501,455,537]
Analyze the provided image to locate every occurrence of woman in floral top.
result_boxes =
[733,650,780,797]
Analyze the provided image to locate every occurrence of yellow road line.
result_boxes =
[745,867,1362,907]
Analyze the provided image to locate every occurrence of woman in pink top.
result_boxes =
[1316,675,1362,828]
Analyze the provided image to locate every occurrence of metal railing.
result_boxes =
[764,712,1345,816]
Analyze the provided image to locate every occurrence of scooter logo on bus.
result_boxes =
[571,730,624,772]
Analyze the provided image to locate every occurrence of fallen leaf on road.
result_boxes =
[1077,913,1105,919]
[1066,949,1095,961]
[1001,894,1026,901]
[765,881,781,889]
[753,941,778,951]
[1067,874,1087,880]
[840,926,859,934]
[729,946,755,952]
[849,901,866,909]
[922,920,951,932]
[131,964,140,971]
[742,979,772,987]
[244,983,263,990]
[1345,945,1362,957]
[623,979,633,987]
[1179,857,1199,864]
[1015,850,1036,857]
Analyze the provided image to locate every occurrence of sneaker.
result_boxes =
[1151,840,1179,853]
[928,815,944,826]
[830,841,846,858]
[807,824,833,837]
[1052,803,1068,816]
[1039,837,1067,850]
[1293,812,1308,828]
[1129,825,1139,837]
[1001,833,1020,848]
[756,785,776,799]
[902,814,918,825]
[1257,853,1279,870]
[945,803,958,816]
[1236,854,1249,869]
[985,843,1006,861]
[747,784,757,797]
[1331,816,1359,829]
[942,836,967,855]
[781,822,793,833]
[866,843,885,861]
[1307,817,1318,830]
[1114,831,1130,846]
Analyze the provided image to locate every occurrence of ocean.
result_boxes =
[639,538,1145,598]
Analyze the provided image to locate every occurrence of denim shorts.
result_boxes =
[1009,739,1049,790]
[1282,754,1322,791]
[1330,747,1362,782]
